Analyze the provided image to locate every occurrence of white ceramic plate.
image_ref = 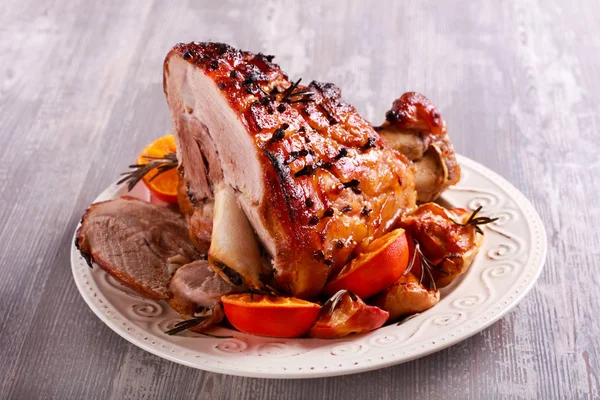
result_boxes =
[71,155,546,379]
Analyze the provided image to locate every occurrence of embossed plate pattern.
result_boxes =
[71,155,547,378]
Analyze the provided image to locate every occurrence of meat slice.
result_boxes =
[76,196,199,300]
[164,42,417,299]
[168,260,235,329]
[377,92,460,203]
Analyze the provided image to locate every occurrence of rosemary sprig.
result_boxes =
[193,331,233,339]
[279,78,314,104]
[403,239,449,291]
[280,78,302,102]
[396,312,421,326]
[403,240,419,276]
[418,244,438,291]
[164,317,206,335]
[165,317,233,338]
[244,285,283,301]
[117,152,178,191]
[450,206,498,235]
[321,289,357,314]
[289,89,314,98]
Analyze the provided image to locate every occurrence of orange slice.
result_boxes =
[221,294,321,338]
[137,134,179,203]
[324,228,409,299]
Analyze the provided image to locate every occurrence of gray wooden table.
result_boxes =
[1,0,599,399]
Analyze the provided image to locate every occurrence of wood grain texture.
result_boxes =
[0,0,598,399]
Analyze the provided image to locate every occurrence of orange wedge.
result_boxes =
[137,134,179,203]
[221,294,321,338]
[324,228,409,299]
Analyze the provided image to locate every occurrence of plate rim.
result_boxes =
[71,154,547,379]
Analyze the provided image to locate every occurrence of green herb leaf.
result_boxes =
[164,317,206,336]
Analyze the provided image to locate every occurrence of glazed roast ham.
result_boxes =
[73,42,468,334]
[164,42,417,299]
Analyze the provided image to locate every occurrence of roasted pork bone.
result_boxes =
[164,42,417,299]
[377,93,460,203]
[75,196,199,300]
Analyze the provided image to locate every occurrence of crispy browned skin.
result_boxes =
[398,203,482,288]
[165,42,416,298]
[378,93,460,202]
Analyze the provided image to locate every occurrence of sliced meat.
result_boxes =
[168,260,235,329]
[377,92,460,203]
[164,42,417,299]
[76,196,199,300]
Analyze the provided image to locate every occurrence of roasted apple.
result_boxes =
[372,272,440,322]
[398,203,487,288]
[309,290,389,339]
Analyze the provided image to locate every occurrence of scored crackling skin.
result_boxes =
[164,42,417,298]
